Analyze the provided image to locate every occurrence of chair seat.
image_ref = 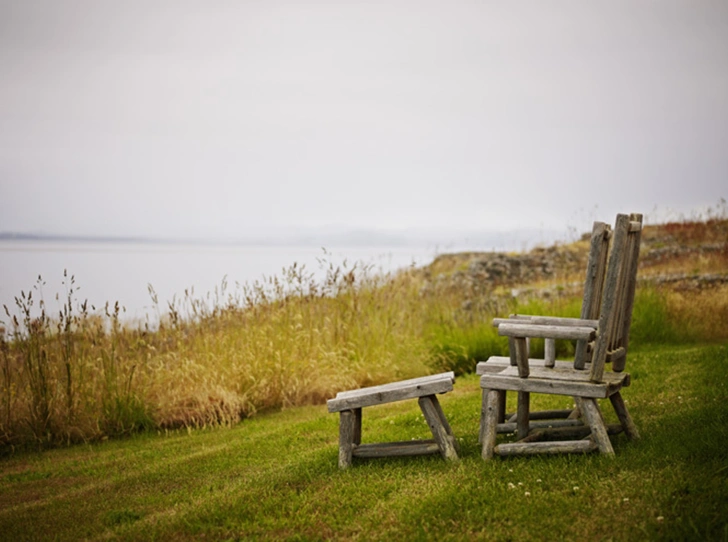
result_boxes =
[480,366,630,399]
[327,372,455,412]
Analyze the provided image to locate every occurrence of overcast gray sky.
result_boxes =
[1,1,726,241]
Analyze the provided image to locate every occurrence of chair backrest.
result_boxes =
[589,213,643,382]
[573,221,612,369]
[580,221,612,321]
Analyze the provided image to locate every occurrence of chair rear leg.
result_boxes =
[517,391,530,440]
[609,392,640,440]
[567,399,581,420]
[498,391,507,423]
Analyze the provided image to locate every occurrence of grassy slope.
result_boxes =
[1,343,726,541]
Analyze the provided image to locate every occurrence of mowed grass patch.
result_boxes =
[1,343,726,541]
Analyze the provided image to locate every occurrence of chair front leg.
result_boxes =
[579,398,614,455]
[481,389,503,460]
[480,389,505,443]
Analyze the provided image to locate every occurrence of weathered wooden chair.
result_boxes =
[481,213,642,458]
[476,220,613,440]
[327,372,458,469]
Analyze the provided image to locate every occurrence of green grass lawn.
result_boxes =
[1,343,727,541]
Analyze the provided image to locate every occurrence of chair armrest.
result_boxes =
[497,322,596,341]
[493,316,599,328]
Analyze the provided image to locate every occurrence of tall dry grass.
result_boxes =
[0,259,479,450]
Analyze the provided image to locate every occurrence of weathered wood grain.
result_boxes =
[581,221,611,323]
[579,397,614,455]
[614,213,642,372]
[480,372,624,399]
[517,391,530,439]
[519,423,623,442]
[488,365,629,385]
[429,394,459,453]
[514,337,529,378]
[498,323,596,341]
[327,373,454,412]
[496,419,584,433]
[544,338,556,368]
[476,358,578,375]
[481,389,501,460]
[331,372,454,400]
[352,440,440,458]
[497,389,507,424]
[507,409,574,422]
[609,391,640,440]
[574,338,589,370]
[493,316,599,328]
[419,396,458,461]
[590,214,630,382]
[353,408,362,445]
[495,440,598,456]
[338,410,357,469]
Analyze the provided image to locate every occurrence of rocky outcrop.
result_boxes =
[421,219,728,304]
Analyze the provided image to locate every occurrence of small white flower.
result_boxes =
[536,479,542,483]
[508,482,515,489]
[623,498,629,503]
[657,516,664,523]
[518,482,523,486]
[524,491,531,497]
[508,468,514,473]
[573,486,580,491]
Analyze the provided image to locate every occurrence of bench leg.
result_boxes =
[338,410,358,469]
[429,394,459,453]
[419,395,458,462]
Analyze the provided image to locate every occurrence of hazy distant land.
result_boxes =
[0,227,565,251]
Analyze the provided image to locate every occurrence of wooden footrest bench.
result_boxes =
[327,372,459,469]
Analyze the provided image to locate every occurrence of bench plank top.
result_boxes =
[327,372,455,412]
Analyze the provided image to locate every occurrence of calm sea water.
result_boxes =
[0,241,442,326]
